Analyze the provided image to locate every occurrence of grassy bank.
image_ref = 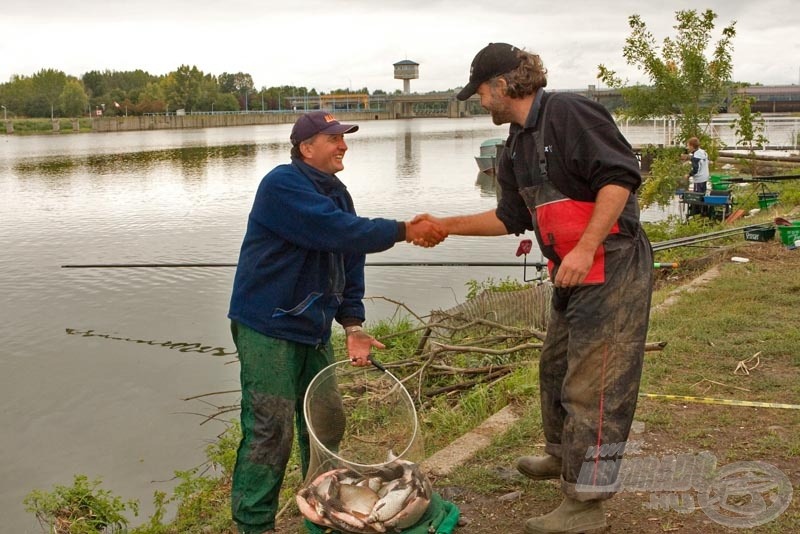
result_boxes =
[442,239,800,534]
[2,117,94,134]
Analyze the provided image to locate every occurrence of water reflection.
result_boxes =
[12,144,260,178]
[474,171,500,199]
[65,327,237,357]
[396,130,421,180]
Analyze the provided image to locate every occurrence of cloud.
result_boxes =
[1,1,797,91]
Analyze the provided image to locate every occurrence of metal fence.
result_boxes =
[616,115,800,150]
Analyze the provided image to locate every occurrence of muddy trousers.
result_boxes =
[230,321,335,534]
[539,233,653,501]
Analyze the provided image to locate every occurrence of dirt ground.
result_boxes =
[275,242,800,534]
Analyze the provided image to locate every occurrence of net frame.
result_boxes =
[303,360,422,483]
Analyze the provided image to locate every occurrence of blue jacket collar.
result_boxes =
[291,157,346,195]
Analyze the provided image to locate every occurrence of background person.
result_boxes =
[227,110,447,534]
[415,42,653,534]
[684,136,710,193]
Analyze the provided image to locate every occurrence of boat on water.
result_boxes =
[475,138,505,174]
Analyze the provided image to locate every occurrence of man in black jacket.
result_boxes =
[414,43,653,533]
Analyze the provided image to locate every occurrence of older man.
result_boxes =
[228,111,446,534]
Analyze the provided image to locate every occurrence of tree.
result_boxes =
[30,68,68,118]
[598,9,736,207]
[163,65,207,111]
[730,94,769,176]
[598,9,736,141]
[59,79,89,117]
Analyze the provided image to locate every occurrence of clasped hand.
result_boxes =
[405,214,447,248]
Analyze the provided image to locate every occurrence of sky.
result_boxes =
[3,0,799,94]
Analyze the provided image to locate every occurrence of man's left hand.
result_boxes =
[346,329,386,366]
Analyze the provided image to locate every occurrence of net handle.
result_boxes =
[368,354,387,372]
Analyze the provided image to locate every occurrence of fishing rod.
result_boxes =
[63,221,773,270]
[60,261,542,269]
[60,260,679,270]
[651,222,770,252]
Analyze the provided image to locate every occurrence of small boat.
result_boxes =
[474,138,505,174]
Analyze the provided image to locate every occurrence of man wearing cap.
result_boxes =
[415,44,653,533]
[227,111,447,534]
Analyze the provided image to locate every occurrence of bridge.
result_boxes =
[285,86,623,119]
[287,84,800,118]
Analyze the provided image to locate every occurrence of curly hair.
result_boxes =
[497,50,548,98]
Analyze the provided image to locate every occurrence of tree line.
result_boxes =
[0,65,395,119]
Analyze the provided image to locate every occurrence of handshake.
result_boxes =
[404,214,447,248]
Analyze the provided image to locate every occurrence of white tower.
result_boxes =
[393,60,419,94]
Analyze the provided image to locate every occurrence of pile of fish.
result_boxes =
[296,458,433,533]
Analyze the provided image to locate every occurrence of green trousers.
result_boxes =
[230,321,335,534]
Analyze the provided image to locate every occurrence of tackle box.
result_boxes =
[743,226,775,242]
[777,221,800,246]
[758,192,780,210]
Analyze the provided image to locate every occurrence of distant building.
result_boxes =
[733,85,800,113]
[394,60,419,94]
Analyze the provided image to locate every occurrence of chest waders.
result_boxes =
[515,99,620,283]
[512,97,653,501]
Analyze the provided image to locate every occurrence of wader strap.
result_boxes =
[532,97,550,181]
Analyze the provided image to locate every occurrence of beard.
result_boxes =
[487,99,513,126]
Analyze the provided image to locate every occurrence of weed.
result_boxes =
[24,474,139,534]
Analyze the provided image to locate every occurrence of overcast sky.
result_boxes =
[3,0,798,93]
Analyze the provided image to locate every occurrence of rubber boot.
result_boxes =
[516,454,562,480]
[524,497,606,534]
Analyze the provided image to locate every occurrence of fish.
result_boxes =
[327,507,368,532]
[367,481,414,524]
[295,492,326,525]
[336,483,380,517]
[297,459,432,532]
[384,494,430,530]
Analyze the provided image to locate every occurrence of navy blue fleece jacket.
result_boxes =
[228,158,404,346]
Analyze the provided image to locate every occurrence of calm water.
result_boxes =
[0,117,673,531]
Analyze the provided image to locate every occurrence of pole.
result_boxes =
[62,261,539,269]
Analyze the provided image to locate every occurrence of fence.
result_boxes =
[616,115,800,150]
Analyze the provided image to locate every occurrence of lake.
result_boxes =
[0,116,675,531]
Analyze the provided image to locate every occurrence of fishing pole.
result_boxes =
[62,224,767,270]
[60,261,541,269]
[60,260,677,269]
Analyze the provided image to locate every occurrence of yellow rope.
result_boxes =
[639,393,800,410]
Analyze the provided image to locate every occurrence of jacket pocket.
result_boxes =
[271,292,323,317]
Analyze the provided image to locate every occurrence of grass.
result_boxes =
[3,117,93,134]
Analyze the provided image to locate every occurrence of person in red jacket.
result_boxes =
[415,43,653,533]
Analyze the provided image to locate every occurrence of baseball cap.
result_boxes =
[456,43,522,101]
[290,111,359,145]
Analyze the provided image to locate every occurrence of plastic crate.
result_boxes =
[709,174,731,191]
[704,195,730,205]
[758,192,779,210]
[682,192,705,203]
[777,222,800,246]
[743,226,775,242]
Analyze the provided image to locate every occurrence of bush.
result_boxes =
[24,474,138,534]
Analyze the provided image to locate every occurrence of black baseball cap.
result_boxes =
[290,111,359,145]
[456,43,522,101]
